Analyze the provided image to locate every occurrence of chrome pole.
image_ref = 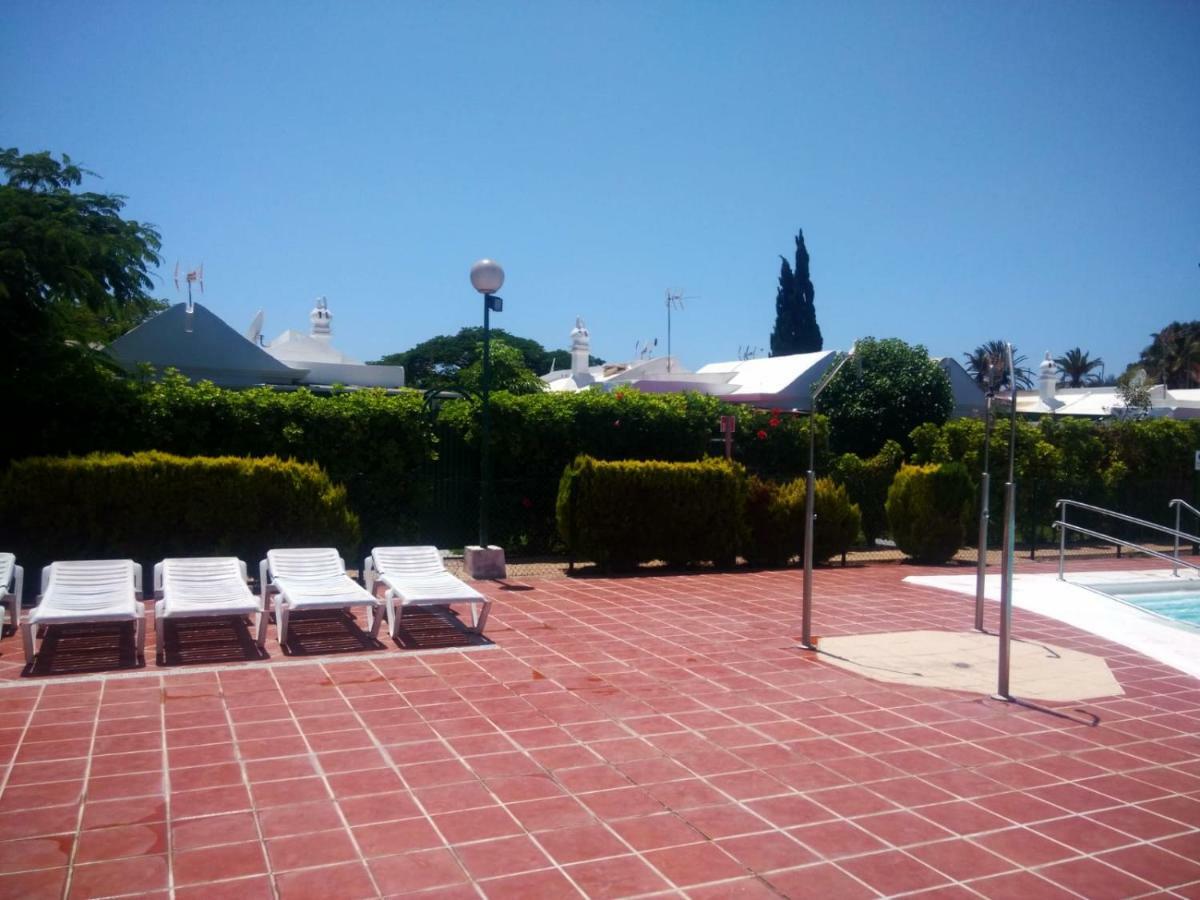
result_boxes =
[1058,501,1067,580]
[996,343,1019,700]
[1174,501,1182,577]
[974,392,993,631]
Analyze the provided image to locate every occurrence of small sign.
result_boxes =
[720,415,737,433]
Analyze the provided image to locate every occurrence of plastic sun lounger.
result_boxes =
[364,546,492,640]
[260,548,382,645]
[1,553,24,634]
[22,559,144,664]
[154,557,267,659]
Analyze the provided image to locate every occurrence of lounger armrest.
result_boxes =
[40,564,52,595]
[258,561,274,602]
[153,562,165,599]
[363,557,377,595]
[12,565,22,606]
[133,563,144,600]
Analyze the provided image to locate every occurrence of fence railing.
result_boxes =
[1054,499,1200,580]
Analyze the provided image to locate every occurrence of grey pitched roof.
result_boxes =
[108,302,302,384]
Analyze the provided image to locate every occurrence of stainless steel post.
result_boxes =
[1174,502,1182,576]
[975,472,989,631]
[1058,502,1067,580]
[997,480,1016,699]
[801,468,816,649]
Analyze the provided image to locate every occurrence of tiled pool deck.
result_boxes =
[1,558,1198,898]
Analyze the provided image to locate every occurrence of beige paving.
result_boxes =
[816,629,1125,701]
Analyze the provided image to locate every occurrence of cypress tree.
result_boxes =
[769,229,823,355]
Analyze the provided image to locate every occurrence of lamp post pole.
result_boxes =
[997,343,1019,700]
[470,260,505,549]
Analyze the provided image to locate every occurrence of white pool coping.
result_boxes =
[905,569,1200,681]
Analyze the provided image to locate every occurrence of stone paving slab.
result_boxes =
[0,559,1196,898]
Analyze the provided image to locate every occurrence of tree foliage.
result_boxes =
[820,337,953,456]
[371,326,603,390]
[1054,347,1104,388]
[769,229,822,356]
[0,148,167,350]
[1136,321,1200,389]
[457,339,546,395]
[962,340,1034,391]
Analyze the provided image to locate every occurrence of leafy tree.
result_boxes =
[1114,368,1153,420]
[1,148,167,462]
[0,148,167,350]
[769,229,822,356]
[820,337,953,457]
[372,327,603,389]
[457,339,545,395]
[1136,321,1200,389]
[962,340,1034,391]
[1054,347,1104,388]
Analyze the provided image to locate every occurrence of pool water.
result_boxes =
[1109,588,1200,628]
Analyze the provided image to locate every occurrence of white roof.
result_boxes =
[267,330,363,365]
[696,351,835,397]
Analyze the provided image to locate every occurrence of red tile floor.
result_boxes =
[0,557,1198,898]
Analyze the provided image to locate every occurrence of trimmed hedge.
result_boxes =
[830,439,904,545]
[885,462,974,563]
[557,455,746,568]
[743,476,861,566]
[0,452,360,594]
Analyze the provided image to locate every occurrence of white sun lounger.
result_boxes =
[364,546,492,639]
[260,548,382,645]
[1,553,24,633]
[23,560,144,664]
[154,557,267,658]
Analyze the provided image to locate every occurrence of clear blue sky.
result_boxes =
[5,1,1197,374]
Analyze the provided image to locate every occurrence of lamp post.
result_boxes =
[996,343,1019,699]
[801,344,857,650]
[469,259,504,550]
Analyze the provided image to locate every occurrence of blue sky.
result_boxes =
[5,1,1197,375]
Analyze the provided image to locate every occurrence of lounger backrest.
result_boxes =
[40,560,139,604]
[0,553,12,589]
[372,546,447,578]
[157,557,248,594]
[267,548,347,581]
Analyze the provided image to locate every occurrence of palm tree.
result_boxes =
[1138,321,1200,389]
[1054,347,1104,388]
[963,341,1033,392]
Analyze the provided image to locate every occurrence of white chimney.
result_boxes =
[310,296,332,342]
[1039,351,1057,405]
[570,317,590,375]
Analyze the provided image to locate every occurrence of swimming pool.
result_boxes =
[1101,584,1200,628]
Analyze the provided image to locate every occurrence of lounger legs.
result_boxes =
[472,601,492,635]
[255,610,268,648]
[21,622,34,664]
[277,604,290,646]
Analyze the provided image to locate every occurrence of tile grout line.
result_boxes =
[212,668,279,900]
[59,678,105,900]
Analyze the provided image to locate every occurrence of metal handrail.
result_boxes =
[1055,499,1200,579]
[1170,499,1200,576]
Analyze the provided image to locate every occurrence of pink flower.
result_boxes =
[613,419,621,428]
[756,429,768,440]
[769,417,781,428]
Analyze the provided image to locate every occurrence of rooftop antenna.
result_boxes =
[635,337,658,360]
[664,289,696,373]
[738,344,764,361]
[174,261,204,332]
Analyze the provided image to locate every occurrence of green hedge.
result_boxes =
[557,455,746,568]
[744,476,861,566]
[0,452,360,593]
[830,439,904,545]
[885,462,974,563]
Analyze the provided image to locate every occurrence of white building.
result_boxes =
[107,298,405,390]
[1015,353,1200,419]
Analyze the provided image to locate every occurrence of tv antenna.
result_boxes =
[174,261,204,332]
[634,337,657,360]
[664,289,697,373]
[738,344,764,361]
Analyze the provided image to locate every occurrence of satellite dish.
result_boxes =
[245,309,264,344]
